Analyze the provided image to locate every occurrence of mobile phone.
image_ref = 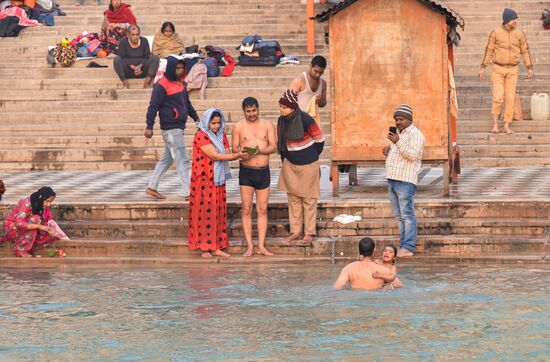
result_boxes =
[389,127,397,134]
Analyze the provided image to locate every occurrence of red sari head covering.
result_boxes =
[104,3,137,24]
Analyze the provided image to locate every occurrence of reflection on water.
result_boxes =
[0,263,549,361]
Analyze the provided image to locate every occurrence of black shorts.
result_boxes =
[239,165,270,190]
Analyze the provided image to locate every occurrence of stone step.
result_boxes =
[0,131,332,148]
[0,121,332,136]
[1,132,547,149]
[0,157,333,171]
[0,53,321,67]
[0,50,322,66]
[0,29,323,44]
[0,146,332,164]
[0,200,546,222]
[1,234,547,257]
[21,20,308,32]
[0,110,330,124]
[457,122,550,133]
[0,98,305,112]
[4,32,326,48]
[9,156,548,171]
[454,66,542,77]
[457,132,550,144]
[0,76,302,91]
[456,83,550,95]
[445,0,549,10]
[0,37,321,54]
[0,65,323,78]
[455,52,550,66]
[461,157,550,167]
[0,159,318,171]
[0,87,318,102]
[54,217,549,240]
[460,144,550,157]
[451,108,550,120]
[458,40,550,53]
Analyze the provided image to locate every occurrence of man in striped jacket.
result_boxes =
[277,89,325,244]
[383,104,425,257]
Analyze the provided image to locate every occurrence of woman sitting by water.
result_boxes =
[188,109,244,258]
[99,0,137,55]
[0,187,58,257]
[373,245,403,289]
[152,22,184,58]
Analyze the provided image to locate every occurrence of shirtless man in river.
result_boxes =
[333,237,389,290]
[232,97,277,257]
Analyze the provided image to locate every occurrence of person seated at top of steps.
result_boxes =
[333,237,389,290]
[113,24,160,89]
[0,187,59,258]
[152,22,184,59]
[99,0,137,55]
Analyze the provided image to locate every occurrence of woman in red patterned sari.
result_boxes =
[1,187,58,257]
[188,108,244,258]
[100,0,137,54]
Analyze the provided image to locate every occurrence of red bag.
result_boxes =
[221,54,236,77]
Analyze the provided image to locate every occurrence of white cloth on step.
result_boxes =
[333,214,361,224]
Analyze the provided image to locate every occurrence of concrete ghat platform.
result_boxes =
[0,168,549,259]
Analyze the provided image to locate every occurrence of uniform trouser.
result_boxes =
[287,194,317,236]
[491,64,519,124]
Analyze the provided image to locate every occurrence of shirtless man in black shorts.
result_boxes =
[232,97,277,256]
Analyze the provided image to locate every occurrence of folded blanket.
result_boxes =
[0,6,41,26]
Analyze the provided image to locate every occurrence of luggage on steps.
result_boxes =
[238,55,280,66]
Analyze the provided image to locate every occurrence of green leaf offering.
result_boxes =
[45,249,58,257]
[244,146,257,155]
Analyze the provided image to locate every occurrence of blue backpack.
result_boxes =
[205,57,220,77]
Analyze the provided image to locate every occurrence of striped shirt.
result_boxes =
[279,111,325,165]
[385,124,425,185]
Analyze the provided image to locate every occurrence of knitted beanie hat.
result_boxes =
[279,89,299,110]
[393,104,413,122]
[503,8,518,25]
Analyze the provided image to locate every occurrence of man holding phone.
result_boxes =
[383,104,425,257]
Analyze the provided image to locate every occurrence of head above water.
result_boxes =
[309,55,327,80]
[242,97,260,122]
[503,8,518,28]
[161,22,175,37]
[358,237,375,257]
[382,245,398,264]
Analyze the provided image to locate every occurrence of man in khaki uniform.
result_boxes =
[480,8,533,134]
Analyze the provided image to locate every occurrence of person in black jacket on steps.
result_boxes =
[144,55,199,200]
